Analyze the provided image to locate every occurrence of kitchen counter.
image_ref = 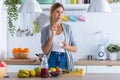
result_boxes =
[0,58,40,65]
[3,72,120,80]
[1,58,120,66]
[74,59,120,66]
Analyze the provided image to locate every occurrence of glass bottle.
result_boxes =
[41,55,49,78]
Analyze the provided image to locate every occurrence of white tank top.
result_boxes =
[51,32,65,52]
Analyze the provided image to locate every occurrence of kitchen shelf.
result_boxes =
[40,4,89,11]
[4,3,120,12]
[39,3,120,11]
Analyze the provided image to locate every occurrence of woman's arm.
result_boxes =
[62,41,77,52]
[42,34,54,55]
[62,23,78,53]
[42,23,58,55]
[66,46,77,52]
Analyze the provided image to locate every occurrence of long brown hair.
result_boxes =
[50,2,64,23]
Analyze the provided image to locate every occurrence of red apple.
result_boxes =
[0,61,7,67]
[56,67,62,73]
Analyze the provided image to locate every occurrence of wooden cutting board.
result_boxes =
[0,58,40,65]
[62,72,85,77]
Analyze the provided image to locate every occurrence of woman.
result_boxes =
[41,2,77,71]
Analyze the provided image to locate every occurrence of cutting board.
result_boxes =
[0,58,40,65]
[62,72,85,77]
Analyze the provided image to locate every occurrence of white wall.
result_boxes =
[70,13,120,60]
[5,4,120,61]
[0,0,2,58]
[8,33,42,58]
[7,12,120,60]
[0,0,8,59]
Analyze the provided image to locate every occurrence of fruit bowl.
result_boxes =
[0,67,7,79]
[12,48,29,59]
[0,61,7,79]
[12,53,20,59]
[49,71,61,77]
[20,53,29,59]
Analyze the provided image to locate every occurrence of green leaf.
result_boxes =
[5,0,19,36]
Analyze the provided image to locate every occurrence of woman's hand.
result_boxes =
[51,21,61,35]
[61,41,77,52]
[51,23,57,34]
[62,41,68,49]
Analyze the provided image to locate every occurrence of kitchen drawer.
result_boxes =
[87,66,120,73]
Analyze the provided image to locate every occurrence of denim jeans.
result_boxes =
[48,51,68,70]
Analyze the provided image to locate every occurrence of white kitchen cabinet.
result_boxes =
[74,66,87,73]
[8,65,87,73]
[7,65,40,72]
[87,66,120,73]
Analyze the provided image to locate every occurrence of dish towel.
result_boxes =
[33,20,39,34]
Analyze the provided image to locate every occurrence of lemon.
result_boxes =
[29,70,36,77]
[74,68,79,72]
[79,69,85,76]
[50,68,56,72]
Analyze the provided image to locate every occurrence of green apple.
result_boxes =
[34,67,41,72]
[36,71,41,77]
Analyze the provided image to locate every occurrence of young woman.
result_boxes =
[41,2,77,71]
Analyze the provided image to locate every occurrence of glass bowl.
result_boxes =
[49,71,61,77]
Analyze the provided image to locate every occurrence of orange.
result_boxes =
[12,48,18,53]
[17,48,22,53]
[22,48,29,53]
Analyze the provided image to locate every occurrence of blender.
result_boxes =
[96,32,109,60]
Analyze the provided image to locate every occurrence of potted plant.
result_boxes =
[106,44,120,60]
[4,0,19,36]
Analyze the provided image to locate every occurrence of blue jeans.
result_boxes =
[48,51,68,70]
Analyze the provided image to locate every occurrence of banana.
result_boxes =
[18,70,30,75]
[17,73,29,78]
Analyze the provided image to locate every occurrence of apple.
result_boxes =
[50,71,60,77]
[34,67,41,77]
[0,61,7,79]
[56,67,62,73]
[50,68,56,72]
[0,61,7,67]
[36,71,41,77]
[34,67,41,72]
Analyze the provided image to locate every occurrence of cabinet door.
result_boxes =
[74,66,87,73]
[7,65,40,72]
[87,66,120,73]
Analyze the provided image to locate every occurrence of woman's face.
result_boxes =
[51,7,64,23]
